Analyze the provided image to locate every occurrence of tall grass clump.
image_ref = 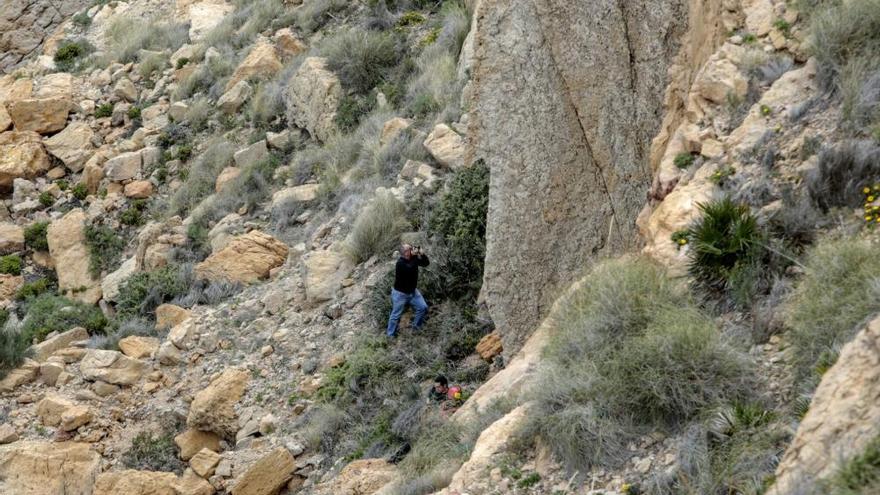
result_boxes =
[345,192,410,263]
[786,236,880,392]
[806,140,880,211]
[293,0,348,34]
[102,17,189,65]
[527,258,754,470]
[169,140,235,215]
[0,311,31,379]
[826,434,880,494]
[84,223,126,277]
[320,29,403,95]
[115,265,193,320]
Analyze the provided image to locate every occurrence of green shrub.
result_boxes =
[115,265,191,320]
[84,224,126,277]
[120,199,148,226]
[24,222,49,251]
[175,57,190,69]
[320,29,402,95]
[806,140,880,211]
[16,278,52,300]
[122,431,184,473]
[528,258,754,470]
[170,140,235,216]
[335,94,376,132]
[397,11,426,26]
[293,0,347,34]
[674,152,696,169]
[687,198,762,292]
[72,182,89,200]
[38,191,54,208]
[95,103,114,118]
[827,434,880,494]
[346,193,410,263]
[56,180,69,191]
[21,294,108,342]
[72,11,91,28]
[127,106,142,120]
[1,321,32,379]
[787,237,880,392]
[53,40,92,71]
[102,17,189,65]
[0,255,22,276]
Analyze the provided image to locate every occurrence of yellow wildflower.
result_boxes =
[864,187,872,194]
[869,196,876,202]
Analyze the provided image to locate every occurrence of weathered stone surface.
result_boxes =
[693,54,748,104]
[43,122,94,172]
[114,78,138,102]
[175,428,221,461]
[80,349,149,385]
[226,42,282,91]
[101,257,137,302]
[47,209,102,304]
[156,304,192,330]
[36,394,74,426]
[187,368,250,438]
[32,327,89,362]
[194,231,288,284]
[0,358,39,392]
[271,184,320,207]
[233,140,268,168]
[0,222,23,254]
[5,97,70,134]
[0,0,88,72]
[124,180,155,199]
[174,468,216,495]
[0,441,100,495]
[104,151,142,181]
[475,332,503,361]
[285,57,341,142]
[315,458,395,495]
[118,336,160,359]
[190,448,222,477]
[59,405,92,431]
[0,274,22,302]
[218,80,252,114]
[230,447,295,495]
[273,28,306,57]
[0,423,17,444]
[302,249,354,304]
[380,117,412,146]
[215,166,241,193]
[40,361,64,386]
[0,131,51,189]
[398,160,436,189]
[471,0,689,353]
[93,470,177,495]
[768,316,880,494]
[423,124,465,169]
[188,1,235,41]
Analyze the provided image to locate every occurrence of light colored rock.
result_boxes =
[170,101,189,121]
[315,458,396,495]
[33,327,89,361]
[380,117,412,146]
[187,368,250,438]
[768,316,880,494]
[93,470,177,495]
[189,1,236,42]
[175,428,221,461]
[157,340,183,365]
[0,274,22,302]
[47,209,102,304]
[230,447,295,495]
[59,405,92,431]
[0,222,23,253]
[694,55,748,104]
[218,80,252,114]
[302,249,354,304]
[80,349,149,385]
[475,332,503,361]
[226,42,283,91]
[285,57,341,142]
[0,358,39,392]
[43,122,95,172]
[207,213,244,252]
[745,0,775,37]
[124,180,154,198]
[118,336,160,359]
[266,130,292,149]
[215,166,241,192]
[0,131,51,189]
[92,380,120,397]
[0,106,10,132]
[194,230,288,285]
[0,441,100,495]
[114,78,138,102]
[190,448,222,478]
[168,318,198,349]
[36,394,74,426]
[271,184,320,207]
[5,97,70,134]
[233,140,268,168]
[156,304,192,330]
[174,468,216,495]
[40,361,64,386]
[423,124,465,169]
[104,151,142,181]
[273,28,306,57]
[399,160,436,189]
[0,423,17,444]
[101,257,137,302]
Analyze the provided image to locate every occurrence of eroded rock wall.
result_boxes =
[0,0,90,72]
[470,0,724,352]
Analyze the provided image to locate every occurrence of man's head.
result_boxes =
[401,243,413,259]
[433,374,448,393]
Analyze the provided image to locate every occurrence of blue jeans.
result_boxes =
[386,289,428,336]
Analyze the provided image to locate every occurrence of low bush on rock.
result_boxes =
[0,255,22,276]
[345,192,410,263]
[20,294,108,342]
[115,265,192,320]
[122,431,184,474]
[320,29,403,95]
[84,224,126,277]
[0,310,31,379]
[24,222,49,251]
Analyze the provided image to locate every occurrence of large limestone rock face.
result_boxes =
[46,208,102,304]
[80,349,149,385]
[285,57,341,142]
[188,1,235,41]
[93,470,177,495]
[226,41,283,91]
[0,0,90,72]
[0,441,100,495]
[43,122,95,172]
[0,131,50,189]
[5,96,70,134]
[302,249,354,304]
[230,447,295,495]
[470,0,688,352]
[315,458,396,495]
[194,230,288,284]
[187,368,250,438]
[768,317,880,494]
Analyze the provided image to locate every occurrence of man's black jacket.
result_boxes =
[393,254,429,294]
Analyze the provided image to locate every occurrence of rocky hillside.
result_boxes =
[1,0,879,494]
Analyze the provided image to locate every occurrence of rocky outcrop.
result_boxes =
[470,0,695,353]
[302,248,354,304]
[768,316,880,494]
[5,97,71,134]
[285,57,341,142]
[315,458,396,495]
[93,470,177,495]
[80,349,149,385]
[0,441,100,495]
[43,122,95,172]
[194,230,288,284]
[229,447,295,495]
[46,208,102,304]
[0,222,24,253]
[0,131,50,189]
[226,41,283,91]
[187,368,250,439]
[0,0,90,72]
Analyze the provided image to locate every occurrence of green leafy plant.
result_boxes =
[120,200,148,226]
[24,222,49,251]
[175,57,190,69]
[397,11,426,27]
[122,431,184,473]
[20,294,108,342]
[674,153,696,169]
[95,103,114,118]
[72,182,89,201]
[84,224,126,276]
[127,106,142,120]
[827,434,880,494]
[1,313,32,379]
[53,40,91,71]
[710,165,737,185]
[115,265,191,320]
[686,198,761,291]
[0,255,22,276]
[773,19,791,36]
[15,278,52,300]
[671,229,689,249]
[38,191,54,208]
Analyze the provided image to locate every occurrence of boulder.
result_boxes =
[314,458,396,495]
[5,97,70,134]
[475,332,503,361]
[0,274,22,302]
[0,222,23,253]
[59,405,92,431]
[273,28,306,57]
[745,0,775,37]
[157,341,183,365]
[285,57,341,142]
[693,55,748,104]
[0,358,39,391]
[271,184,320,207]
[226,42,283,91]
[93,470,177,495]
[114,78,138,102]
[156,304,192,330]
[768,316,880,493]
[174,469,215,495]
[302,249,354,304]
[0,131,51,189]
[32,327,89,362]
[40,361,64,386]
[101,257,137,302]
[118,336,160,359]
[104,151,142,181]
[169,101,189,121]
[124,180,155,199]
[218,80,252,114]
[42,122,95,172]
[175,428,221,461]
[187,368,250,438]
[215,167,241,193]
[188,1,236,42]
[398,160,437,189]
[194,231,288,284]
[229,447,295,495]
[80,349,149,385]
[0,441,100,495]
[36,394,74,426]
[233,140,268,168]
[0,423,17,444]
[190,448,222,477]
[46,209,102,304]
[380,117,412,146]
[423,124,466,169]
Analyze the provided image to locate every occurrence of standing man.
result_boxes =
[386,243,429,338]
